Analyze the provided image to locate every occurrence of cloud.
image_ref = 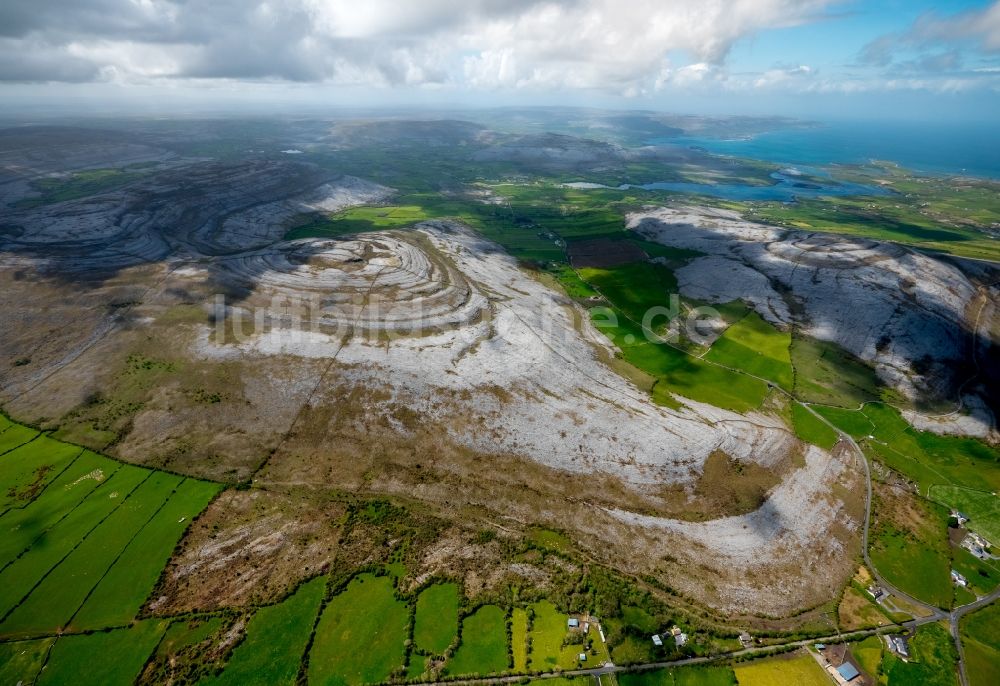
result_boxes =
[0,0,840,92]
[860,1,1000,71]
[907,1,1000,53]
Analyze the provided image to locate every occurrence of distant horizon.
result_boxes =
[1,1,998,123]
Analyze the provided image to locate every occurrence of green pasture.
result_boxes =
[733,651,830,686]
[704,312,793,390]
[17,168,145,209]
[208,576,326,686]
[960,601,1000,686]
[882,622,958,686]
[0,424,39,454]
[754,195,1000,262]
[869,497,952,609]
[527,600,582,670]
[621,665,738,686]
[0,471,181,637]
[577,262,679,325]
[929,486,1000,543]
[0,435,81,513]
[790,336,881,408]
[0,636,55,685]
[0,464,150,622]
[413,582,459,655]
[70,477,221,630]
[853,635,884,678]
[791,404,839,450]
[446,604,508,676]
[36,619,167,686]
[286,205,434,240]
[0,450,116,566]
[512,607,529,672]
[308,574,408,686]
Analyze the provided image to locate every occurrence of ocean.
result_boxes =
[658,120,1000,180]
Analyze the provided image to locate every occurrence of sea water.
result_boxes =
[660,119,1000,180]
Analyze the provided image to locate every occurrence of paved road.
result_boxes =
[792,404,1000,686]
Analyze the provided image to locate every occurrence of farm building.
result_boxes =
[885,635,910,661]
[837,663,860,682]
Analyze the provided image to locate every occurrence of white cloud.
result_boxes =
[0,0,838,92]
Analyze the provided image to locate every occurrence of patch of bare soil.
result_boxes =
[149,488,344,613]
[837,585,889,630]
[652,449,789,522]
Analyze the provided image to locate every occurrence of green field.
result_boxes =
[527,600,584,670]
[621,605,659,634]
[308,574,409,686]
[70,478,222,629]
[0,464,151,622]
[815,403,1000,502]
[207,576,326,686]
[929,486,1000,544]
[812,405,874,438]
[882,622,958,686]
[285,205,434,240]
[790,336,881,407]
[36,619,167,686]
[577,262,679,325]
[446,604,508,676]
[606,315,769,412]
[0,471,184,637]
[413,582,459,655]
[960,601,1000,686]
[0,449,116,566]
[512,607,529,672]
[862,404,1000,496]
[621,665,738,686]
[610,632,657,665]
[704,312,793,390]
[790,403,839,450]
[0,424,39,454]
[870,494,952,609]
[0,435,81,513]
[747,182,1000,262]
[0,636,55,685]
[853,635,884,678]
[0,415,222,670]
[16,168,146,209]
[733,651,830,686]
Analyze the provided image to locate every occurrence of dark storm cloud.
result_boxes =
[0,38,100,82]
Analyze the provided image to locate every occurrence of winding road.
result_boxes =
[567,254,998,686]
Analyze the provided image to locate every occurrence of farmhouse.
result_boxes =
[885,635,910,661]
[951,569,968,587]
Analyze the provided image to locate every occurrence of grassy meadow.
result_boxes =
[308,574,409,686]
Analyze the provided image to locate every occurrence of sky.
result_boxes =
[1,0,999,120]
